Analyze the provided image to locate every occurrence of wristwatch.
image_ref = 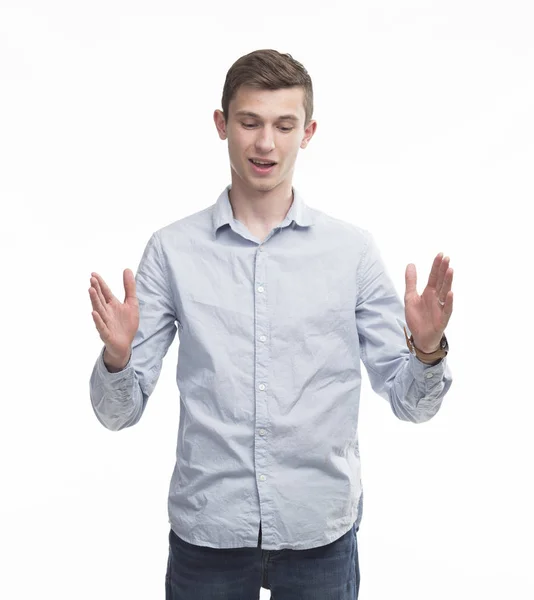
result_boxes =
[403,326,449,362]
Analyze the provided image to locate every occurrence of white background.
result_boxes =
[1,1,532,598]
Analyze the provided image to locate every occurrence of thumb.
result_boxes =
[405,263,417,298]
[123,268,137,303]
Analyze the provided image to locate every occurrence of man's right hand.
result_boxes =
[89,269,139,371]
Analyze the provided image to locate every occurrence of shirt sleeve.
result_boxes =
[355,230,453,423]
[89,231,179,431]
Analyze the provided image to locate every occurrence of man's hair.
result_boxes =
[221,49,314,127]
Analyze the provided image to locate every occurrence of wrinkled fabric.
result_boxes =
[89,185,452,550]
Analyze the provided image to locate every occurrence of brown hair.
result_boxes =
[221,49,314,127]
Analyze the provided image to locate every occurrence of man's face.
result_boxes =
[214,85,316,194]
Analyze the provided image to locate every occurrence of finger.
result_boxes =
[91,272,115,304]
[426,252,444,290]
[435,256,450,293]
[88,286,101,312]
[91,308,110,341]
[438,267,453,302]
[441,290,453,324]
[123,269,137,303]
[89,285,111,329]
[89,283,103,311]
[405,263,417,298]
[90,277,109,317]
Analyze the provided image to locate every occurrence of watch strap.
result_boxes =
[403,326,448,362]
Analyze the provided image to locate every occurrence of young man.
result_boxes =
[89,49,453,599]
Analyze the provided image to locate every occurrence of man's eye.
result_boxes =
[241,123,293,132]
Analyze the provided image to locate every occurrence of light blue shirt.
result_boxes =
[89,185,452,550]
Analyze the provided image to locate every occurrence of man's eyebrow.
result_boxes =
[234,110,299,121]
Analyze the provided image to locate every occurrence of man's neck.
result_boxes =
[228,177,294,233]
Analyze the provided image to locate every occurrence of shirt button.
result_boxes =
[259,429,266,436]
[259,246,264,252]
[425,372,434,379]
[259,384,266,391]
[257,286,265,293]
[259,335,267,342]
[259,475,267,481]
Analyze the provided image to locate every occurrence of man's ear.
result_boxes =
[214,110,228,140]
[300,120,317,149]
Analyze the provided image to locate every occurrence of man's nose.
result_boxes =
[255,127,275,152]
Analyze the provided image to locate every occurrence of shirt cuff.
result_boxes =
[409,351,447,384]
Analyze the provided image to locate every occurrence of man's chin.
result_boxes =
[232,168,285,193]
[248,177,282,192]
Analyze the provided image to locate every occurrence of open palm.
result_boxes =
[89,268,139,356]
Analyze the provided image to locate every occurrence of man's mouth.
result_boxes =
[249,159,277,174]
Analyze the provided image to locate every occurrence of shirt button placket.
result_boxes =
[254,244,270,529]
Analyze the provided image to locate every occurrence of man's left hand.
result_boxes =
[404,253,454,353]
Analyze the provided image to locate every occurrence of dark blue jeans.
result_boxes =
[165,522,360,599]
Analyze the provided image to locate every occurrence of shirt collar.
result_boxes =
[212,184,315,235]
